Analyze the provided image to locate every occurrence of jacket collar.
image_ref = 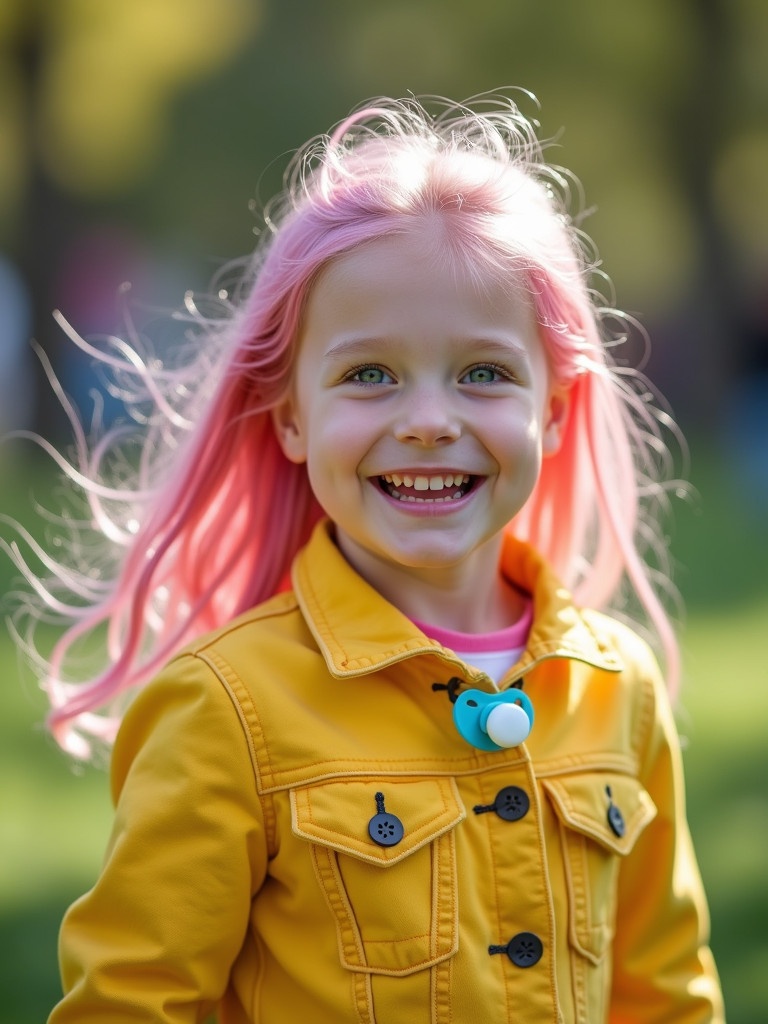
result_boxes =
[292,520,622,681]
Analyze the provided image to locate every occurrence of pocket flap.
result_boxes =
[291,777,466,865]
[543,773,656,856]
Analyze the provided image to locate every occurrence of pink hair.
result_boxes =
[7,92,685,757]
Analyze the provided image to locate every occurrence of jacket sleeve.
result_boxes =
[49,653,268,1024]
[609,637,726,1022]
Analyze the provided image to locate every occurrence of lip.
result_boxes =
[376,469,474,476]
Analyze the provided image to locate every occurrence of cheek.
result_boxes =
[302,409,368,484]
[314,402,377,451]
[484,404,542,448]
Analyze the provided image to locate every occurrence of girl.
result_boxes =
[14,93,723,1022]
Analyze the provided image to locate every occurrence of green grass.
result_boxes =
[0,633,112,1019]
[1,444,765,1022]
[681,602,768,1020]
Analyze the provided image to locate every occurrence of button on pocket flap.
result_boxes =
[543,774,656,856]
[291,777,465,865]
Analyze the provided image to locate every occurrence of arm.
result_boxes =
[49,654,268,1023]
[610,642,725,1023]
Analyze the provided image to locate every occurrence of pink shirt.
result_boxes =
[412,598,533,686]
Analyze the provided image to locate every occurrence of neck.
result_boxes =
[335,533,526,633]
[400,573,527,633]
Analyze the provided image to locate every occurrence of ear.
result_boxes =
[271,395,307,464]
[542,389,570,457]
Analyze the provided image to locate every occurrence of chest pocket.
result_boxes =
[543,773,656,964]
[291,777,465,976]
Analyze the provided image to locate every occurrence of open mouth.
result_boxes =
[378,472,476,503]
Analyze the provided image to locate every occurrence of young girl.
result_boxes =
[14,92,724,1022]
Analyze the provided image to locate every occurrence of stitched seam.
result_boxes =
[295,554,447,670]
[198,648,278,793]
[633,671,657,773]
[311,844,367,969]
[572,942,588,1024]
[545,777,653,853]
[253,754,519,790]
[432,945,453,1024]
[435,829,458,959]
[192,651,277,858]
[531,753,638,777]
[257,756,636,793]
[352,971,373,1024]
[296,779,459,863]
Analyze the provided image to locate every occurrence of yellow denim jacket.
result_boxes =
[51,520,725,1023]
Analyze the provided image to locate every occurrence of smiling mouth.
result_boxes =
[378,472,476,503]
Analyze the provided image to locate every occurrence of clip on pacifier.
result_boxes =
[453,688,534,752]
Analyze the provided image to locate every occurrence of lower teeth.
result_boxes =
[389,488,464,502]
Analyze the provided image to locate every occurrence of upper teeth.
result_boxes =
[382,473,469,490]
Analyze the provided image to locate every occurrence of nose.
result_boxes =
[393,385,461,445]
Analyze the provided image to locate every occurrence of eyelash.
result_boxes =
[461,363,517,384]
[342,364,395,385]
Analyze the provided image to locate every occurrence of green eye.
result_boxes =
[464,366,499,384]
[351,366,393,384]
[357,367,384,383]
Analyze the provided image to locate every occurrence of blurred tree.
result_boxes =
[0,0,261,432]
[1,0,261,206]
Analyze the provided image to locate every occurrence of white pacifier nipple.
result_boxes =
[483,701,532,748]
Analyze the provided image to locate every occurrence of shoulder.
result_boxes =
[139,583,328,727]
[177,589,321,701]
[121,589,309,726]
[184,590,305,654]
[581,609,679,765]
[113,591,311,784]
[157,590,316,691]
[580,610,662,679]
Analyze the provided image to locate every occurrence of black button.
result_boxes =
[368,792,404,847]
[494,786,530,821]
[368,812,404,846]
[607,803,626,837]
[506,932,543,967]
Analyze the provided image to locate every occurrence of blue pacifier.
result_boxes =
[453,688,534,752]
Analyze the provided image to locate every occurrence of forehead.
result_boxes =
[306,226,533,326]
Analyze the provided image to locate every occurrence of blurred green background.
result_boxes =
[1,1,766,1021]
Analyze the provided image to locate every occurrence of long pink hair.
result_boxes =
[6,92,685,758]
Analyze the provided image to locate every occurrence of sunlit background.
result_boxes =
[1,2,766,1020]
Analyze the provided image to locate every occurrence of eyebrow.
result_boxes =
[323,336,386,359]
[323,335,530,360]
